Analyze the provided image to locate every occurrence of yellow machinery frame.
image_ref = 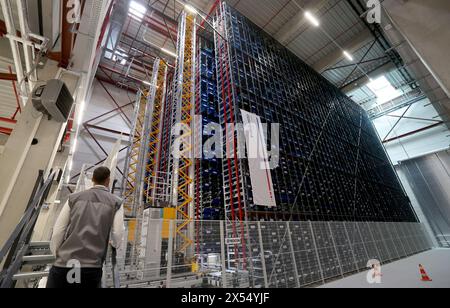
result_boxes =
[174,13,196,253]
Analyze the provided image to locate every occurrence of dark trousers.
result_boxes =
[46,266,103,289]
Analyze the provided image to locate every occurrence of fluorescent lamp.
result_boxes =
[129,1,147,21]
[185,4,198,15]
[72,137,78,153]
[343,50,354,61]
[161,48,178,58]
[77,101,85,126]
[143,81,158,88]
[304,11,320,27]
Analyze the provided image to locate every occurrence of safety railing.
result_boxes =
[0,170,58,288]
[103,219,434,288]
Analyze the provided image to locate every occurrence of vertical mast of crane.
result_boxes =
[122,91,148,217]
[171,12,197,254]
[144,60,168,205]
[122,59,168,261]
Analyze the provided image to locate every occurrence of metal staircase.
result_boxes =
[0,170,58,288]
[11,242,54,285]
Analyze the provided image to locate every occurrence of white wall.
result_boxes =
[373,98,450,165]
[383,0,450,97]
[71,79,136,188]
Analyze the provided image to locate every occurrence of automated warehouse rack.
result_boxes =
[214,2,417,224]
[195,39,224,222]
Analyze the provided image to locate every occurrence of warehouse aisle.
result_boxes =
[321,249,450,288]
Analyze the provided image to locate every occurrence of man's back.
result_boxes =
[47,167,124,288]
[52,186,122,268]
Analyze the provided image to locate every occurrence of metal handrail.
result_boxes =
[0,170,58,288]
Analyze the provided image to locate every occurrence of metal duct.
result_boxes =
[380,6,450,131]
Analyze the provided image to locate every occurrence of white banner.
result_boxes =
[240,110,276,208]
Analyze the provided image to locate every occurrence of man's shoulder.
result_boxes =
[97,189,123,205]
[68,190,86,201]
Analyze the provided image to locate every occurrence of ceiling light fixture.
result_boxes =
[72,137,78,153]
[76,101,85,126]
[184,4,198,15]
[343,50,354,61]
[143,81,159,88]
[161,48,178,59]
[129,1,147,21]
[304,11,320,27]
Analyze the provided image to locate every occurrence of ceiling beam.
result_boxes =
[313,28,373,73]
[341,62,396,93]
[95,75,138,93]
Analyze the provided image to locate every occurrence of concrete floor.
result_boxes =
[320,249,450,288]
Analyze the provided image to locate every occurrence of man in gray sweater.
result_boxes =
[47,167,124,288]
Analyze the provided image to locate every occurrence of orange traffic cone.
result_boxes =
[419,264,432,282]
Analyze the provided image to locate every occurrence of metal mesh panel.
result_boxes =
[357,222,381,261]
[329,222,358,274]
[260,222,297,288]
[290,221,322,286]
[377,222,399,261]
[368,223,391,263]
[405,223,419,253]
[420,224,433,250]
[345,222,369,269]
[387,222,407,258]
[103,221,432,288]
[247,222,265,288]
[397,223,414,256]
[311,222,341,280]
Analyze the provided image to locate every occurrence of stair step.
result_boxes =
[29,242,51,248]
[13,271,49,281]
[22,255,55,265]
[29,242,52,254]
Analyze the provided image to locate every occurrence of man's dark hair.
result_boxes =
[93,166,111,185]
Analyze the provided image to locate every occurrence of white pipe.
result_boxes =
[0,0,26,108]
[15,0,35,92]
[5,34,46,50]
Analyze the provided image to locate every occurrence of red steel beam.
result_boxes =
[98,64,145,85]
[82,123,126,178]
[0,20,21,37]
[70,146,129,181]
[61,0,74,68]
[84,100,134,125]
[96,0,115,50]
[128,11,176,40]
[0,127,12,135]
[84,123,131,137]
[97,78,132,125]
[383,122,445,144]
[0,73,17,81]
[385,115,442,123]
[95,75,138,93]
[9,65,21,119]
[145,6,178,29]
[200,0,220,28]
[0,117,17,124]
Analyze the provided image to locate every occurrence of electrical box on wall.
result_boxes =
[32,79,74,122]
